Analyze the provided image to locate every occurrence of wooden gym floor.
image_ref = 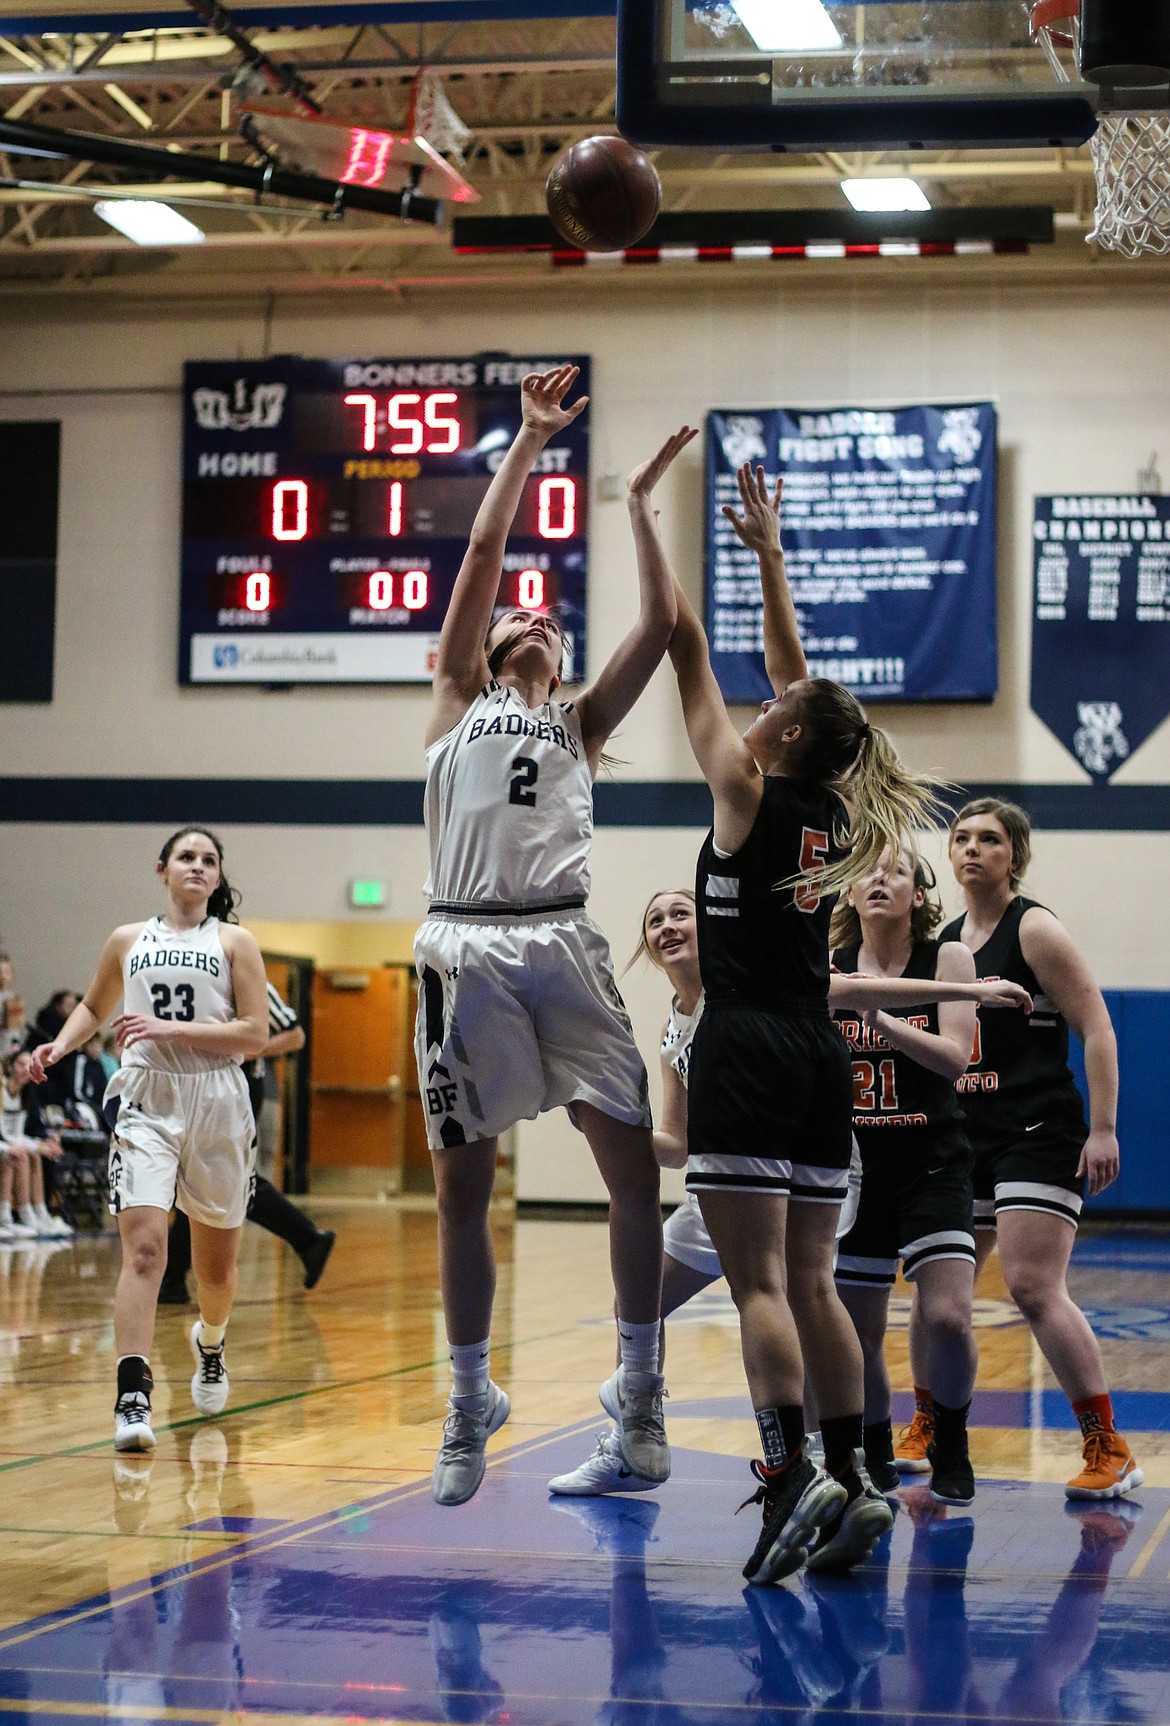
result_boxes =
[2,1203,1170,1725]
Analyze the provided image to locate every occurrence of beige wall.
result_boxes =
[2,271,1168,1199]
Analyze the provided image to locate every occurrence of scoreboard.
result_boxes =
[180,353,590,684]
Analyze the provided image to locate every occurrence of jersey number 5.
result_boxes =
[795,827,830,913]
[151,982,195,1022]
[509,756,539,807]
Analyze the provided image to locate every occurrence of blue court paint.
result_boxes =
[182,1515,287,1533]
[2,1448,1166,1726]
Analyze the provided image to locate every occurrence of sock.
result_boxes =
[821,1413,865,1480]
[1072,1393,1115,1439]
[755,1404,806,1472]
[913,1385,935,1421]
[864,1417,895,1466]
[17,1204,37,1226]
[249,1175,318,1255]
[117,1355,153,1399]
[197,1319,227,1349]
[617,1321,661,1378]
[933,1398,971,1440]
[450,1339,491,1400]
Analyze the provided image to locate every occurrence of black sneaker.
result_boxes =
[863,1439,901,1495]
[300,1229,336,1290]
[739,1455,848,1587]
[805,1455,895,1573]
[927,1432,975,1506]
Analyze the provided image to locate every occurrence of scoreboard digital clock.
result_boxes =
[180,353,590,685]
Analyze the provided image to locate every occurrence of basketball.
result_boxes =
[546,135,662,251]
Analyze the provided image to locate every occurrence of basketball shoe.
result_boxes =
[114,1391,155,1453]
[432,1381,510,1506]
[599,1367,670,1484]
[739,1454,848,1586]
[1065,1430,1143,1500]
[805,1452,895,1573]
[894,1403,935,1473]
[548,1429,658,1496]
[189,1320,230,1416]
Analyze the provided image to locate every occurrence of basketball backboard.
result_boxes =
[618,0,1098,151]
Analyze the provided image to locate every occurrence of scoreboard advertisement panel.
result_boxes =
[180,353,590,685]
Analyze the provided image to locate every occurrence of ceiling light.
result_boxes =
[841,178,931,212]
[732,0,843,52]
[93,199,205,246]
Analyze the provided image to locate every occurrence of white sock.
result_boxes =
[450,1338,491,1400]
[35,1204,53,1223]
[617,1321,661,1378]
[197,1318,227,1348]
[17,1204,38,1227]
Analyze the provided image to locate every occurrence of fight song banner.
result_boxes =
[705,402,998,705]
[1031,495,1170,781]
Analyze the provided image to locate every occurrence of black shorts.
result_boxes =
[686,1004,853,1204]
[835,1132,975,1288]
[972,1130,1086,1231]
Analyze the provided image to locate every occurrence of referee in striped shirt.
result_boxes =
[159,980,334,1302]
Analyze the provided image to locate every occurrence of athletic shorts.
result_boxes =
[835,1136,975,1289]
[106,1065,256,1228]
[685,1004,853,1204]
[972,1131,1085,1231]
[667,1134,862,1276]
[414,908,651,1152]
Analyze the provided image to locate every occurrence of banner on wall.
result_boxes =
[1031,496,1170,781]
[704,401,998,705]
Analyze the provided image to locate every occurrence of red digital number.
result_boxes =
[271,480,308,541]
[344,393,463,455]
[388,480,403,536]
[402,570,428,610]
[538,476,576,540]
[244,571,271,612]
[368,572,393,610]
[518,569,544,608]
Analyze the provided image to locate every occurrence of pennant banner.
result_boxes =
[1031,495,1170,781]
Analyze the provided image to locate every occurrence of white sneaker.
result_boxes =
[18,1207,54,1238]
[432,1381,510,1506]
[599,1367,670,1485]
[4,1218,37,1241]
[548,1429,659,1496]
[114,1391,156,1453]
[189,1320,230,1416]
[41,1212,74,1239]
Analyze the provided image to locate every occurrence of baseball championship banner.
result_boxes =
[1031,495,1170,781]
[705,402,998,705]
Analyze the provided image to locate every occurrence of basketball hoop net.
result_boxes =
[407,69,472,165]
[1029,0,1170,256]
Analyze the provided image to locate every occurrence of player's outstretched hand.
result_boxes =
[519,364,588,439]
[976,979,1033,1012]
[722,462,784,556]
[627,425,698,502]
[26,1042,61,1083]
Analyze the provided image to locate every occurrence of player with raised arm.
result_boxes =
[414,362,698,1506]
[28,827,268,1451]
[667,462,1031,1583]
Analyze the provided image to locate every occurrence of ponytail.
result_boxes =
[157,825,242,924]
[779,679,950,900]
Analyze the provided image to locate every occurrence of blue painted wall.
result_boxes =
[1073,991,1170,1214]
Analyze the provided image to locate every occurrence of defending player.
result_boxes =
[414,362,697,1506]
[899,799,1142,1500]
[667,462,1031,1584]
[28,827,268,1451]
[831,849,980,1508]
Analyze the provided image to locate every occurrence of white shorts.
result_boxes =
[414,908,651,1151]
[671,1137,862,1277]
[107,1066,256,1228]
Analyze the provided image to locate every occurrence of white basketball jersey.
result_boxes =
[423,681,593,909]
[661,991,704,1091]
[117,916,239,1073]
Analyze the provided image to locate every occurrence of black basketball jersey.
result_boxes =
[940,896,1087,1152]
[832,938,968,1161]
[695,776,846,1011]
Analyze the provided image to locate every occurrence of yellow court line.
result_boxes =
[0,1702,442,1725]
[1127,1503,1170,1580]
[0,1415,601,1655]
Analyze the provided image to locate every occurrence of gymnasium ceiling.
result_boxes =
[0,0,1159,300]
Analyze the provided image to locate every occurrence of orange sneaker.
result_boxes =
[1065,1430,1144,1500]
[894,1408,934,1474]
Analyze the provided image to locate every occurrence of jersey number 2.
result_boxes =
[151,982,195,1021]
[509,756,539,807]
